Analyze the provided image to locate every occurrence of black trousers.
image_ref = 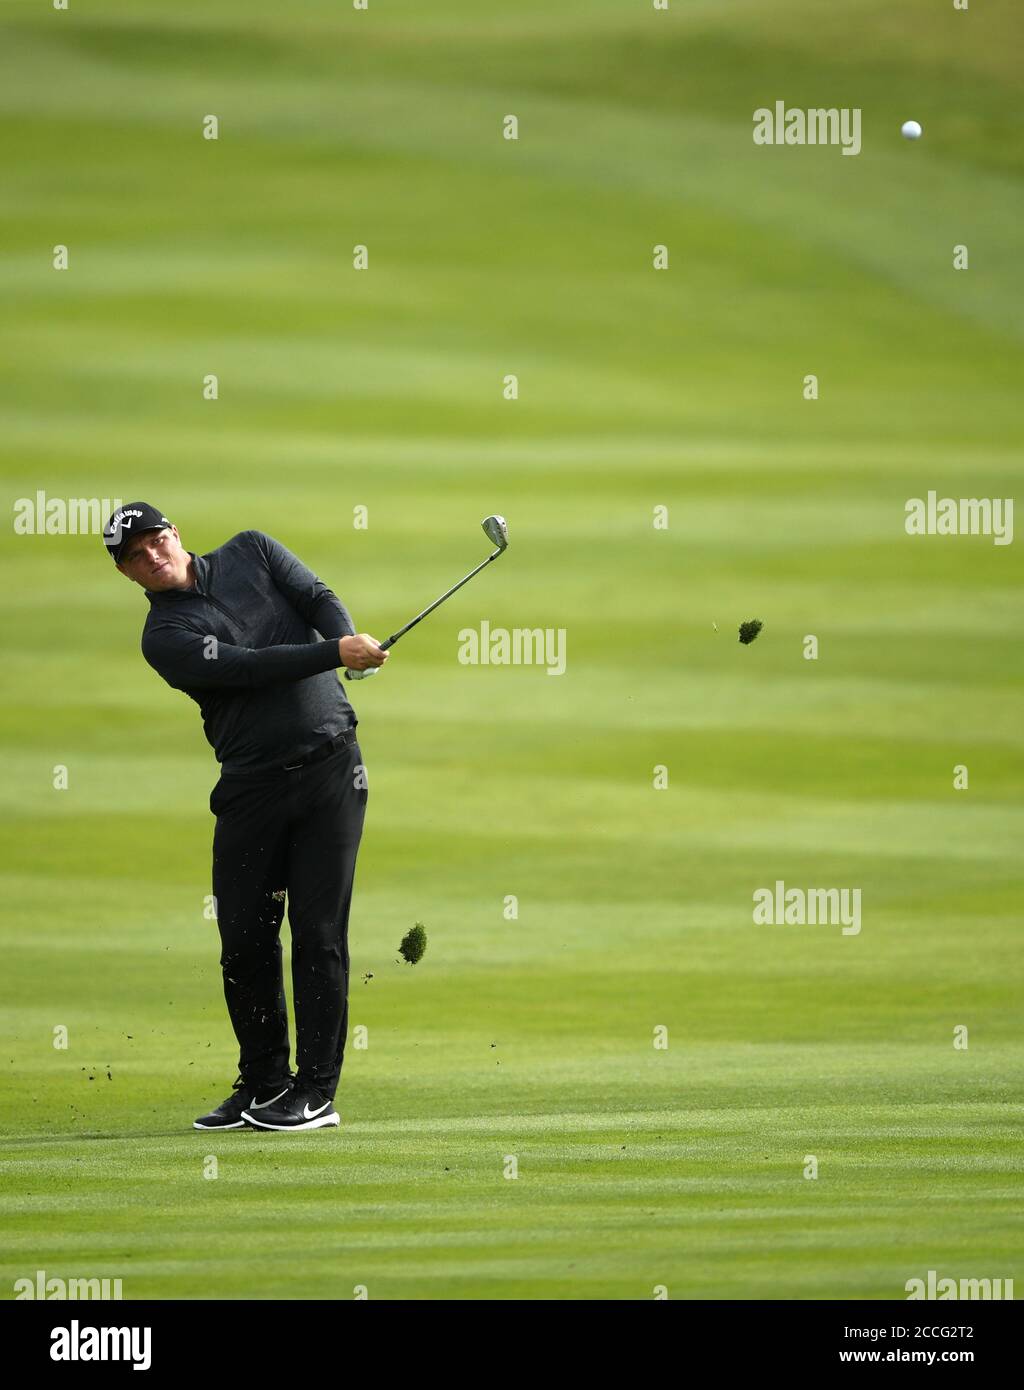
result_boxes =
[209,733,367,1100]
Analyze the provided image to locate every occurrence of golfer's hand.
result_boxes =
[339,634,388,671]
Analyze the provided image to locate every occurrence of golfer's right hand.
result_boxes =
[339,634,389,671]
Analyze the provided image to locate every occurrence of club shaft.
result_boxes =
[380,550,499,649]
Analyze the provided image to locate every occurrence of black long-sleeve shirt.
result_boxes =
[141,530,357,774]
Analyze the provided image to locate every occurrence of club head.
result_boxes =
[482,514,509,553]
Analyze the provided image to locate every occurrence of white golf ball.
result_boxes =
[901,120,922,140]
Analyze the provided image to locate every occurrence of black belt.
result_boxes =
[281,728,357,772]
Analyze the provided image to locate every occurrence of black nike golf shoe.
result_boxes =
[193,1077,293,1131]
[242,1085,339,1131]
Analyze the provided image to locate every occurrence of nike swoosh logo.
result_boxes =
[249,1087,290,1110]
[303,1101,331,1119]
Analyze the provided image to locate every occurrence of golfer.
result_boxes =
[104,503,387,1131]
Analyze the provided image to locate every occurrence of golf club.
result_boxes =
[344,515,509,680]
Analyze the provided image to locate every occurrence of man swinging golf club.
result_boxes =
[104,503,387,1132]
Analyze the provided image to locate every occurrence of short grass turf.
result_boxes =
[0,0,1022,1299]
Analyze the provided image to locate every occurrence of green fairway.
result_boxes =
[1,0,1021,1299]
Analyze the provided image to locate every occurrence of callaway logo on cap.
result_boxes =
[103,501,172,563]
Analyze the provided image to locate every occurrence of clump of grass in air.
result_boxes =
[399,923,427,965]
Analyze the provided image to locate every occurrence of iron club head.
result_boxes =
[482,514,509,553]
